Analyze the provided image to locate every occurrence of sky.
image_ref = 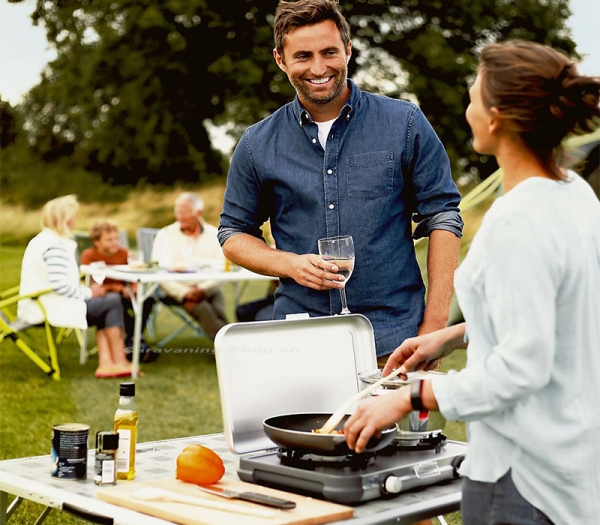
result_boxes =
[1,0,599,106]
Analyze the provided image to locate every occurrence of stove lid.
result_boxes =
[214,314,377,455]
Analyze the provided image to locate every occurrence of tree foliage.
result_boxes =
[0,97,19,148]
[16,0,577,184]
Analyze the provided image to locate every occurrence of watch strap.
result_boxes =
[410,379,426,411]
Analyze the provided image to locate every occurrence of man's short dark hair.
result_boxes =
[274,0,350,57]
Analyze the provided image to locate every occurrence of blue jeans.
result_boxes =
[86,292,124,330]
[462,470,554,525]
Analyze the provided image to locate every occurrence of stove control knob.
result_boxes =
[383,475,402,494]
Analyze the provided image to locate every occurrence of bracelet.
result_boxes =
[410,379,426,411]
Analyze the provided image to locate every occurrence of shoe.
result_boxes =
[113,366,133,378]
[141,348,160,364]
[113,365,144,378]
[126,342,159,364]
[95,367,116,379]
[126,341,156,361]
[95,366,131,379]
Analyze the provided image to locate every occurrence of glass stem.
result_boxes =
[339,289,351,315]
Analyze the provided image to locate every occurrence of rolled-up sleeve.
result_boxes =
[217,226,243,247]
[413,210,464,240]
[219,129,270,247]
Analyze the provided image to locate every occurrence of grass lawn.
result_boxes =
[0,246,465,525]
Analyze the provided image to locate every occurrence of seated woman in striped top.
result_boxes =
[18,195,134,378]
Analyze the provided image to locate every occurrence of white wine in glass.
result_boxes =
[318,235,355,314]
[89,261,106,285]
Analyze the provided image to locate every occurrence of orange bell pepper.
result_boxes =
[176,444,225,485]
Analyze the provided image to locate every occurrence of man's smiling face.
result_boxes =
[275,20,351,111]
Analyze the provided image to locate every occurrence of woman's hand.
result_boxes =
[344,387,412,453]
[382,323,467,376]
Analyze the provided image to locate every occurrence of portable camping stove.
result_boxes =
[238,432,468,505]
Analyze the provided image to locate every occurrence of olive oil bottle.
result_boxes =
[114,382,138,480]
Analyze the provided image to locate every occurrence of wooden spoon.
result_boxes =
[318,367,408,434]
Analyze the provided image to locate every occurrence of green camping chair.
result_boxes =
[0,286,82,380]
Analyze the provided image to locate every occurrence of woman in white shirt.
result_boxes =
[344,40,600,525]
[18,195,134,378]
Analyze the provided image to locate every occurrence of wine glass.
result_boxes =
[89,261,106,285]
[318,235,355,315]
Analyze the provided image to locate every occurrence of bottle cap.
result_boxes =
[96,431,119,451]
[120,382,135,397]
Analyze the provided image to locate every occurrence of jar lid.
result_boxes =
[119,382,135,396]
[96,431,119,450]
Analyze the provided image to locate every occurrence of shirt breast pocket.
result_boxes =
[346,151,394,200]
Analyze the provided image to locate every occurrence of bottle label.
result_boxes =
[116,429,131,472]
[95,452,116,485]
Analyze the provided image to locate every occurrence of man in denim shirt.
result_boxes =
[218,0,463,362]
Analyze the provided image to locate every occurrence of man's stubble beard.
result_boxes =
[292,68,348,107]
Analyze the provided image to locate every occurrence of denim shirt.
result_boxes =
[219,80,463,356]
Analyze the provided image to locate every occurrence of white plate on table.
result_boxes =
[166,267,199,273]
[167,261,225,273]
[109,265,159,273]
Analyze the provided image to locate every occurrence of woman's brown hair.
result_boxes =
[478,39,599,178]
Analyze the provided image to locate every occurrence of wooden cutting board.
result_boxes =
[96,477,353,525]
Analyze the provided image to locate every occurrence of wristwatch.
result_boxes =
[410,379,426,411]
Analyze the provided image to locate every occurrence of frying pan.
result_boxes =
[263,413,397,455]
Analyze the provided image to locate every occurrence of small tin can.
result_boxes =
[94,431,119,486]
[51,423,90,479]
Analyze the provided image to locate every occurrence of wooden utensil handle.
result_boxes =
[319,368,407,434]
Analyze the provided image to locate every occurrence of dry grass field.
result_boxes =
[0,182,229,248]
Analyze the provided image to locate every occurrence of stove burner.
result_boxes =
[388,432,447,453]
[277,447,376,471]
[309,453,348,462]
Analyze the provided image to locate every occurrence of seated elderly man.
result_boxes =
[151,192,228,340]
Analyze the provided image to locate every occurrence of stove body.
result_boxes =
[239,437,467,505]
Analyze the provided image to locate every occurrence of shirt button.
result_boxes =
[327,169,333,175]
[329,204,335,210]
[312,138,317,144]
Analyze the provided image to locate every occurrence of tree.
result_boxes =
[18,0,577,184]
[0,97,18,148]
[23,0,272,183]
[340,0,577,179]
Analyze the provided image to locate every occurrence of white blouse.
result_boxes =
[432,173,600,525]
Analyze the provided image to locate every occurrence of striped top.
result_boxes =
[43,245,89,300]
[18,228,91,329]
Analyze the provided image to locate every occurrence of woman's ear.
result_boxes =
[488,107,501,135]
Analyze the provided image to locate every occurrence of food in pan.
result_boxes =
[312,428,344,435]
